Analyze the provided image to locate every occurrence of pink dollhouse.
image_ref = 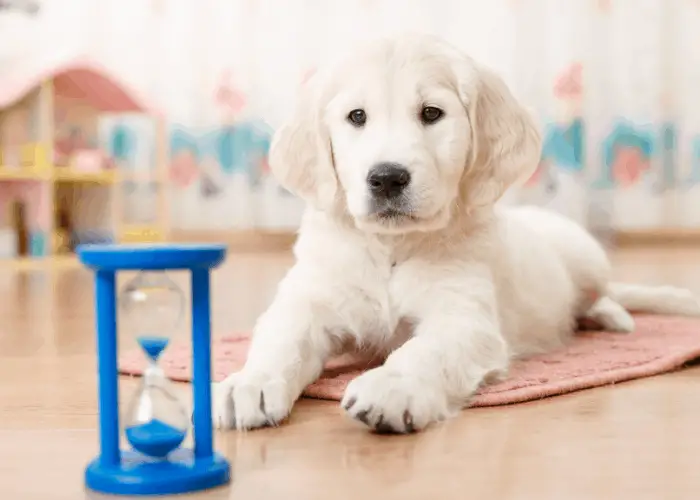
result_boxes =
[0,54,168,264]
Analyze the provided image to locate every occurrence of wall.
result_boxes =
[2,0,700,232]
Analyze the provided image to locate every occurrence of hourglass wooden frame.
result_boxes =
[78,243,231,496]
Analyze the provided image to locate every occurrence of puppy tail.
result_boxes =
[606,282,700,317]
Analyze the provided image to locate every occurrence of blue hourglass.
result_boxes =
[79,243,230,496]
[121,271,188,458]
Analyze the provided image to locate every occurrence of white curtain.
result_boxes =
[2,0,700,232]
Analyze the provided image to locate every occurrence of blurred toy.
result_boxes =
[0,59,170,267]
[78,243,230,496]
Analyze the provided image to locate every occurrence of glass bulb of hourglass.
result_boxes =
[124,364,189,458]
[121,270,184,355]
[120,271,188,458]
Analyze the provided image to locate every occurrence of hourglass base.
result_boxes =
[85,448,230,495]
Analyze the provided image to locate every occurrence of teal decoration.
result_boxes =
[657,122,676,192]
[29,231,46,257]
[686,136,700,186]
[603,122,654,166]
[540,118,584,172]
[207,120,273,186]
[169,121,274,189]
[216,125,237,173]
[170,128,200,159]
[593,120,655,189]
[110,124,135,163]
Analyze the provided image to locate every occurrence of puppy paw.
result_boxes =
[585,297,635,333]
[214,372,295,430]
[340,367,449,434]
[601,310,635,333]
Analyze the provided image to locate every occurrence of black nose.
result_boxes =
[367,163,411,199]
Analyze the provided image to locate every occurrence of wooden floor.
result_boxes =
[2,247,700,500]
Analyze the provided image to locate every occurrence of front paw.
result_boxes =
[340,367,449,434]
[214,372,295,430]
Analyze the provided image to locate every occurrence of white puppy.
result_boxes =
[215,34,700,433]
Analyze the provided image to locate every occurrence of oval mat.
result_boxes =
[119,314,700,407]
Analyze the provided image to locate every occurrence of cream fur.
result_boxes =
[214,34,700,433]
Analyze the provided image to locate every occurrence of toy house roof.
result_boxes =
[0,54,157,113]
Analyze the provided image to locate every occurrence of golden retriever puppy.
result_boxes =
[214,34,700,433]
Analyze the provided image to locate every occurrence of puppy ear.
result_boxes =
[268,74,338,210]
[460,64,542,207]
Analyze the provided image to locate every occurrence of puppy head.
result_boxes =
[269,34,541,234]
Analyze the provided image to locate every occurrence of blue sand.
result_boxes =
[137,336,169,361]
[126,419,186,458]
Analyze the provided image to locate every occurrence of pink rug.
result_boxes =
[119,315,700,407]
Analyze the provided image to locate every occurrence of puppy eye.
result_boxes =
[347,109,367,127]
[420,106,444,125]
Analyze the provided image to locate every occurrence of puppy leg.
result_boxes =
[214,279,333,430]
[342,274,508,433]
[582,296,635,333]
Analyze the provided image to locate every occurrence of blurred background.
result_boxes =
[1,0,699,265]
